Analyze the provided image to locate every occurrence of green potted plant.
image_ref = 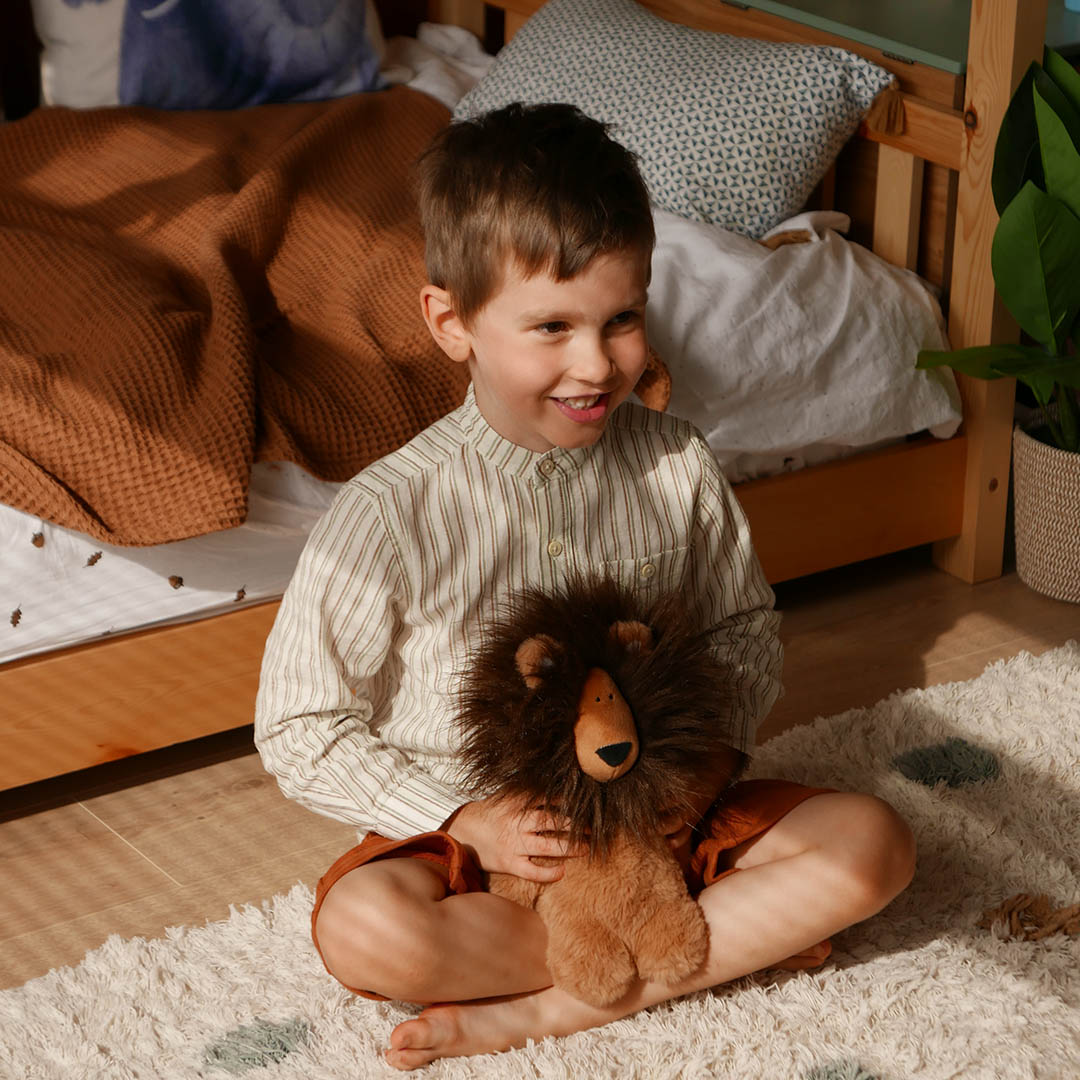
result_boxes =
[917,46,1080,602]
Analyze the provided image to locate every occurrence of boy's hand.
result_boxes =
[443,797,584,882]
[657,810,696,869]
[658,745,746,866]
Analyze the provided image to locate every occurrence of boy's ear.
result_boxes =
[420,285,473,364]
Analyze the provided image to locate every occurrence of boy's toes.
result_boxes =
[385,1046,438,1072]
[387,1016,437,1070]
[767,938,832,971]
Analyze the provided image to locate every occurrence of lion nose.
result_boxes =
[574,668,639,781]
[596,741,632,767]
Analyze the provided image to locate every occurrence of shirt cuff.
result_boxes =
[371,768,467,838]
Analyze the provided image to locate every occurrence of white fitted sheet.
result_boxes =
[1,462,340,664]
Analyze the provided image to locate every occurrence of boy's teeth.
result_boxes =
[560,395,601,410]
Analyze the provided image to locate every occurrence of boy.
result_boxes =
[255,103,915,1071]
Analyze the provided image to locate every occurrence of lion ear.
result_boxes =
[514,634,562,689]
[608,620,654,655]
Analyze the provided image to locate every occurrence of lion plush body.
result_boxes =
[456,576,744,1007]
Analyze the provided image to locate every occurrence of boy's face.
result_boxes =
[452,251,650,453]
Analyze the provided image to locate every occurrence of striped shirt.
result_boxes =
[254,386,782,838]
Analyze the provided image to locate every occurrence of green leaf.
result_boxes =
[1035,83,1080,220]
[1047,361,1080,390]
[991,182,1080,353]
[1057,385,1080,452]
[1044,46,1080,119]
[1026,372,1060,406]
[1034,67,1080,160]
[917,344,1080,400]
[993,62,1080,213]
[993,62,1042,213]
[917,342,1047,378]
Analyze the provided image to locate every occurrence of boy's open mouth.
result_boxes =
[552,392,610,422]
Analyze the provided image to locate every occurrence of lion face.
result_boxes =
[456,575,742,851]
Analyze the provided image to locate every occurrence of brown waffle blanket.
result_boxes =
[0,86,468,545]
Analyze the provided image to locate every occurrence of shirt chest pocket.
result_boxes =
[599,546,689,594]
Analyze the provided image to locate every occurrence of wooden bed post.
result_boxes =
[427,0,486,39]
[932,0,1048,583]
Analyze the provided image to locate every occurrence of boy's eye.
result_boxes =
[609,310,639,327]
[537,321,569,335]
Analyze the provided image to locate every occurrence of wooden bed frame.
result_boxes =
[0,0,1048,790]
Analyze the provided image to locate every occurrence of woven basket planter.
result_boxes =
[1012,424,1080,603]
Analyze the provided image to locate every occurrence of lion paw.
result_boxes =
[547,922,637,1008]
[632,898,709,985]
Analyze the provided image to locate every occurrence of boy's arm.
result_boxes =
[687,433,784,757]
[254,486,463,838]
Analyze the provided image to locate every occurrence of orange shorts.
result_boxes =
[311,777,833,999]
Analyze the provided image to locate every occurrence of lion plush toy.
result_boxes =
[456,575,745,1008]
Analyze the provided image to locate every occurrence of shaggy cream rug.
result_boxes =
[4,643,1080,1079]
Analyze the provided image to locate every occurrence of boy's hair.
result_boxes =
[415,102,655,324]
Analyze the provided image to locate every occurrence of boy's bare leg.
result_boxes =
[315,859,553,1003]
[385,792,916,1070]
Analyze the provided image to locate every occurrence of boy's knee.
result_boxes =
[834,794,916,909]
[315,865,447,1000]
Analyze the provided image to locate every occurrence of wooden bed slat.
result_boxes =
[505,9,530,37]
[872,144,924,270]
[0,603,279,790]
[735,435,967,585]
[428,0,486,38]
[860,95,965,172]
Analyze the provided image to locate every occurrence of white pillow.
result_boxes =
[646,208,962,482]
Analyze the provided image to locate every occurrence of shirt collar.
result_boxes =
[456,383,595,479]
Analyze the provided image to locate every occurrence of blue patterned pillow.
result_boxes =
[455,0,895,237]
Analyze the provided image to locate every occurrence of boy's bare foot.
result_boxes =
[385,987,598,1071]
[382,939,834,1069]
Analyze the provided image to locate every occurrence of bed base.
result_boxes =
[0,0,1047,791]
[1,604,279,790]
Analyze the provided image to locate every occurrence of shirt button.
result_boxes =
[538,459,556,476]
[639,562,656,579]
[547,539,564,558]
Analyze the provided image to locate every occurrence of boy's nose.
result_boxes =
[569,337,615,383]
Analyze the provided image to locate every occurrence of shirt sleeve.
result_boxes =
[686,432,784,754]
[254,483,465,838]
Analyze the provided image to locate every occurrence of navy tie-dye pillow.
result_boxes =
[118,0,382,109]
[30,0,383,109]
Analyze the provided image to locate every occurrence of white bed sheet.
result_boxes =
[1,462,340,665]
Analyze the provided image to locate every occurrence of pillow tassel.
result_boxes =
[865,83,905,136]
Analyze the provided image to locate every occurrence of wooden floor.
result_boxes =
[1,547,1076,991]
